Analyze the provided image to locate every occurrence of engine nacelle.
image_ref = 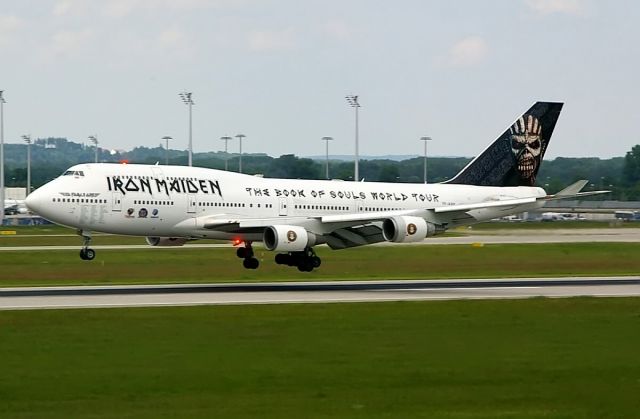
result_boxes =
[263,225,316,252]
[382,216,436,243]
[145,237,189,247]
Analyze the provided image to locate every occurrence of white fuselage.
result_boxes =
[26,163,546,240]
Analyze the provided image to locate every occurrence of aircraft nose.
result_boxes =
[25,188,47,216]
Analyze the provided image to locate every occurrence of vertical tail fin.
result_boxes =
[445,102,563,187]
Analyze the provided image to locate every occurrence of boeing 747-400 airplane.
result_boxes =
[25,102,605,271]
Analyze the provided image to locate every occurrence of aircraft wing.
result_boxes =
[199,198,540,232]
[319,209,423,224]
[197,180,608,249]
[200,214,389,249]
[201,209,421,230]
[433,197,538,213]
[197,197,539,250]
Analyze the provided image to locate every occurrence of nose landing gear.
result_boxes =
[78,230,95,261]
[236,241,259,269]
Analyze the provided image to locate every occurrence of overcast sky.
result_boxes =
[1,0,639,159]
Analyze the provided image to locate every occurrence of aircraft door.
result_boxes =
[187,194,197,214]
[279,197,288,216]
[112,193,122,212]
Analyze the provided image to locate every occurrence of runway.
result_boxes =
[2,277,640,310]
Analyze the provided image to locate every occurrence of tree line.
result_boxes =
[3,137,640,200]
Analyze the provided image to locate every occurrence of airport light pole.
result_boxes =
[235,134,246,173]
[88,135,98,163]
[21,135,31,196]
[0,91,5,226]
[420,136,433,183]
[345,95,360,182]
[179,91,194,167]
[220,136,232,171]
[321,136,333,179]
[162,136,172,165]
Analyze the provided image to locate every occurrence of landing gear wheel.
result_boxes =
[297,258,314,272]
[275,253,289,265]
[243,257,259,270]
[236,247,247,259]
[297,263,313,272]
[79,248,95,261]
[236,241,254,259]
[78,230,95,261]
[237,241,258,269]
[311,256,321,268]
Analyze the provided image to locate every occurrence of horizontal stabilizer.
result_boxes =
[544,180,610,201]
[556,180,588,197]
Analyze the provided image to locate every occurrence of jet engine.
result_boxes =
[263,225,317,252]
[382,216,436,243]
[145,237,189,247]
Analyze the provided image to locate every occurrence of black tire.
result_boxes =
[79,249,87,260]
[236,247,247,259]
[85,248,96,260]
[243,257,259,269]
[297,259,314,272]
[288,253,300,267]
[312,256,321,268]
[274,253,288,265]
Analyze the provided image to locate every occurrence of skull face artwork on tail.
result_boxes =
[510,114,542,185]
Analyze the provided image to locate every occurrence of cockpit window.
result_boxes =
[62,170,85,177]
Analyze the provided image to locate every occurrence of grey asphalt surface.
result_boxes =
[2,277,640,310]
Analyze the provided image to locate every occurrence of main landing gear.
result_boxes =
[78,230,96,261]
[274,247,321,272]
[236,241,259,270]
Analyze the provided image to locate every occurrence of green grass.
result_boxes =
[1,299,639,418]
[2,242,640,287]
